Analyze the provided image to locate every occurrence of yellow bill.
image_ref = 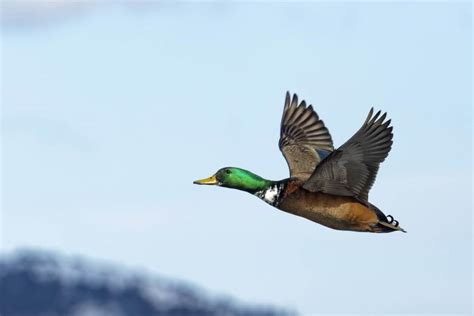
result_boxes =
[193,175,218,185]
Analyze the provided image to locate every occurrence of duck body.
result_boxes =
[253,179,398,233]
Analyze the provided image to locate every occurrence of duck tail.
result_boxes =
[371,203,406,233]
[377,220,407,233]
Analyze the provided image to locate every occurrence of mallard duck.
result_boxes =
[194,92,405,233]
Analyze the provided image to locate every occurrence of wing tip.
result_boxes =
[291,93,298,107]
[365,107,392,127]
[365,108,374,124]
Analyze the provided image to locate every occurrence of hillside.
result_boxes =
[0,250,294,316]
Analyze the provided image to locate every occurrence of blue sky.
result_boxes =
[1,2,472,314]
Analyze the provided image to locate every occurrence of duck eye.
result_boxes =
[225,169,231,174]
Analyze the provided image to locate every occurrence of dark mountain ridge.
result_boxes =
[0,249,295,316]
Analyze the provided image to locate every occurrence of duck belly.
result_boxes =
[277,189,379,232]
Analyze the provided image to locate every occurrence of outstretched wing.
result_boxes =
[279,92,334,181]
[302,108,393,204]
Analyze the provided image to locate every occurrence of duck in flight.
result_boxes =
[194,92,405,233]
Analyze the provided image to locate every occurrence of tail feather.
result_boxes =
[378,220,407,233]
[370,203,406,233]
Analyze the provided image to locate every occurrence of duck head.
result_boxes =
[193,167,271,193]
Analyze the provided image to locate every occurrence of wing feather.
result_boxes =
[279,92,334,181]
[302,107,393,204]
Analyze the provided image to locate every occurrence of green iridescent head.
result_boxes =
[193,167,271,193]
